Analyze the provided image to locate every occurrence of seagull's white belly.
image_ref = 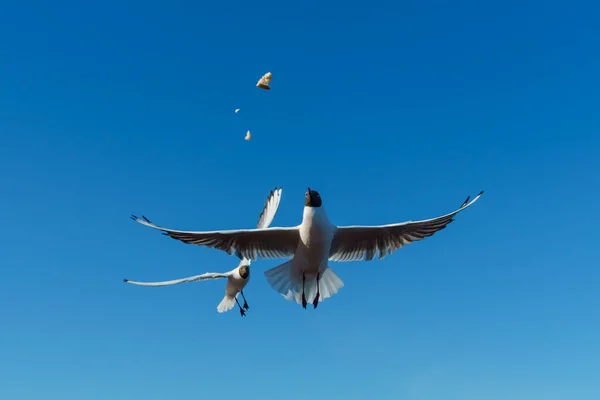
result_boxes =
[226,276,247,296]
[296,210,333,276]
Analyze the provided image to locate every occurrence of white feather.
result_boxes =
[217,295,236,313]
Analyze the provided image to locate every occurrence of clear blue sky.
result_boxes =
[1,0,599,399]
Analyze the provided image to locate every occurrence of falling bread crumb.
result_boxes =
[256,72,272,90]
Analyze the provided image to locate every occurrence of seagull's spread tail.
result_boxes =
[217,295,236,313]
[264,261,344,305]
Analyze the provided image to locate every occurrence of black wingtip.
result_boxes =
[130,214,138,221]
[123,279,129,283]
[460,196,470,208]
[141,215,151,223]
[478,190,484,196]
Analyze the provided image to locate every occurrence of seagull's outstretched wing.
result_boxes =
[131,215,299,261]
[329,191,484,262]
[256,187,283,229]
[237,187,284,266]
[124,272,231,287]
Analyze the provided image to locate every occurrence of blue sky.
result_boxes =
[1,0,599,399]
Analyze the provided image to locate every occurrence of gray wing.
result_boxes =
[329,191,483,262]
[131,215,299,261]
[256,187,283,229]
[124,272,231,287]
[240,187,284,266]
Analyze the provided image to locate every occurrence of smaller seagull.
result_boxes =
[124,267,252,316]
[125,187,283,316]
[245,130,252,141]
[235,108,240,113]
[256,72,272,90]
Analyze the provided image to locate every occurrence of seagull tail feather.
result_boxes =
[217,295,236,313]
[316,266,345,303]
[264,261,344,305]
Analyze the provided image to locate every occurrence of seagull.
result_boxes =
[131,188,484,310]
[126,187,283,316]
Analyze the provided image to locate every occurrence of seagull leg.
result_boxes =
[301,272,307,309]
[240,290,249,310]
[235,297,246,317]
[312,272,321,309]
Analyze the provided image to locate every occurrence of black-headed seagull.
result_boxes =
[131,188,483,310]
[126,187,283,316]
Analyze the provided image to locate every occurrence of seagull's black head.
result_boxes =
[239,265,250,279]
[304,187,322,208]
